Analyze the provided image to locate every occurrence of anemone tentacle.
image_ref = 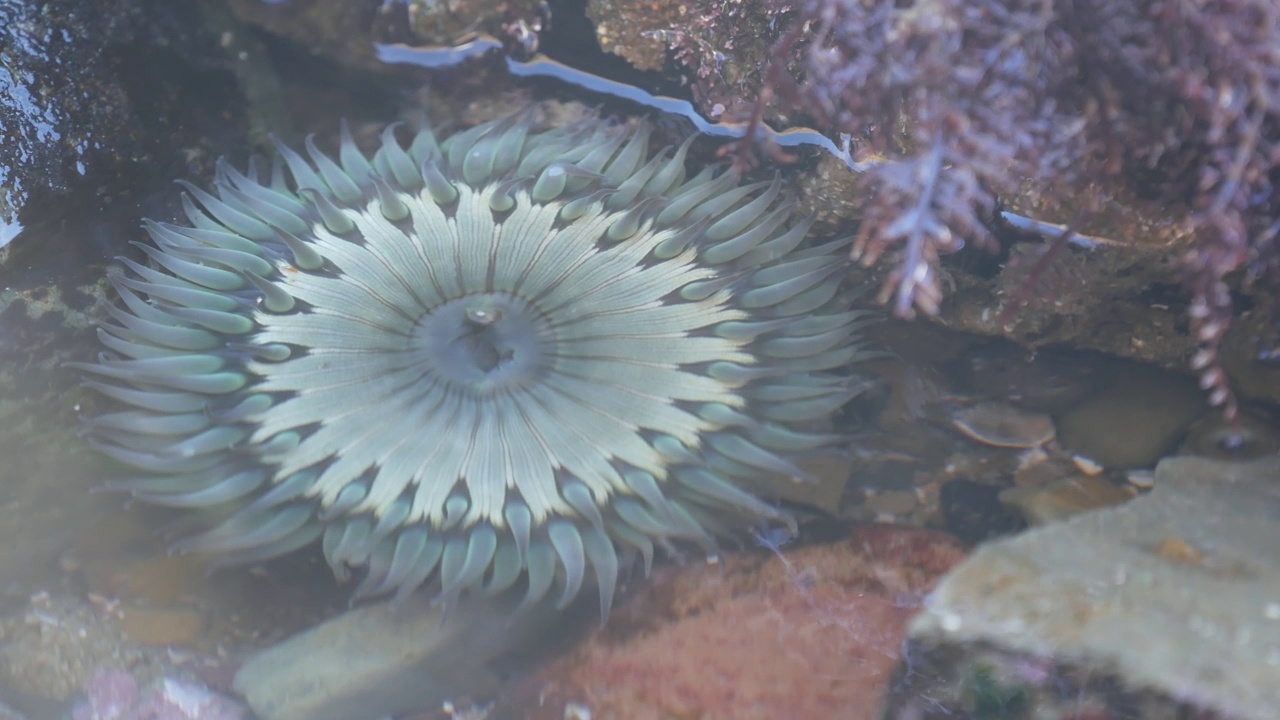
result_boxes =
[75,111,871,619]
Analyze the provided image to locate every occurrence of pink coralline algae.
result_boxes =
[73,670,138,720]
[73,669,245,720]
[505,526,967,720]
[772,0,1280,419]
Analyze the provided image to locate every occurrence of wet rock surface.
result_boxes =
[893,455,1280,720]
[0,0,248,254]
[950,179,1206,362]
[586,0,785,119]
[497,525,966,720]
[234,593,567,720]
[224,0,543,74]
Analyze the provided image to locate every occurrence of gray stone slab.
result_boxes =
[234,593,563,720]
[909,455,1280,720]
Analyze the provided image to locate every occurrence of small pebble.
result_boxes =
[1126,469,1156,489]
[949,401,1055,448]
[864,490,918,516]
[1071,454,1104,475]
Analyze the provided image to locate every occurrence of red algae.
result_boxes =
[507,526,965,720]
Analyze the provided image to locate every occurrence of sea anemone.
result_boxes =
[73,110,866,617]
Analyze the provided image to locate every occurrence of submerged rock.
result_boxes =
[225,0,542,73]
[233,592,565,720]
[947,401,1056,449]
[0,0,247,253]
[887,455,1280,720]
[998,475,1134,525]
[1056,365,1206,468]
[1179,406,1280,461]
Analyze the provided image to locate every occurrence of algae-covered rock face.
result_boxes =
[73,111,868,619]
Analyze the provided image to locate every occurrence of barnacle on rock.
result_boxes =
[73,110,868,618]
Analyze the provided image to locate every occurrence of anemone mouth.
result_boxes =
[74,111,870,618]
[408,293,551,392]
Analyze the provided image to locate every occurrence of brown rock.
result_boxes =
[1057,366,1206,469]
[999,475,1134,525]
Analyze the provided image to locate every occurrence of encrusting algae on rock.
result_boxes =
[74,108,872,621]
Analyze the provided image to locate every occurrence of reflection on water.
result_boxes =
[0,219,21,250]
